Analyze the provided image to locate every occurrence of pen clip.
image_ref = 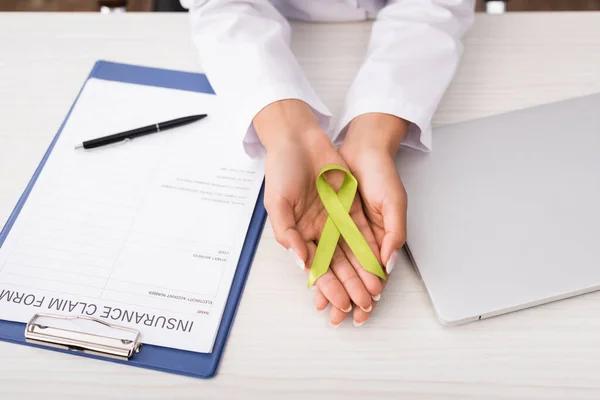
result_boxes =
[106,137,132,148]
[79,137,131,151]
[99,137,131,149]
[75,138,132,151]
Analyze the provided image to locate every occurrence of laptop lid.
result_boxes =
[396,94,600,324]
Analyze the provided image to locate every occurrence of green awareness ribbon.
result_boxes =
[308,164,387,287]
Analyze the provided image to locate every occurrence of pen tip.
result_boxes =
[74,143,83,150]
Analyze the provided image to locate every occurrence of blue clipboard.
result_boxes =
[0,60,267,378]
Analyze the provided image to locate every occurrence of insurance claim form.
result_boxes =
[0,78,264,353]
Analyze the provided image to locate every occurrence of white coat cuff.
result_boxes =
[335,96,432,152]
[239,85,332,158]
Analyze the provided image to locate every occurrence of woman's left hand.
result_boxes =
[315,112,409,326]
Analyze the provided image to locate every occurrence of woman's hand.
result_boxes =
[254,100,384,325]
[334,112,409,325]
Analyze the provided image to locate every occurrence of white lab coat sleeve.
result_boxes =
[183,0,332,158]
[335,0,476,151]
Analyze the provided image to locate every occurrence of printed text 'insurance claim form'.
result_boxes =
[0,78,264,353]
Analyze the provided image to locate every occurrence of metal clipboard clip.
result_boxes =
[25,313,141,360]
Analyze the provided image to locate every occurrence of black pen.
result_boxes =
[74,114,207,150]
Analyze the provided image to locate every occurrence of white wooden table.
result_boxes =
[2,12,600,400]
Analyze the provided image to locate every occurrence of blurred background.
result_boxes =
[2,0,600,12]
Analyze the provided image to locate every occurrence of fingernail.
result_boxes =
[288,248,305,270]
[330,321,341,328]
[386,250,399,275]
[371,293,381,302]
[342,304,352,313]
[353,320,365,327]
[360,304,372,312]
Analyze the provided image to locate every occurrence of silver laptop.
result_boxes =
[396,94,600,325]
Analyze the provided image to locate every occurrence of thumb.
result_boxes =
[380,197,407,275]
[265,196,308,270]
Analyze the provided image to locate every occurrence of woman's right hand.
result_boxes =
[254,100,384,326]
